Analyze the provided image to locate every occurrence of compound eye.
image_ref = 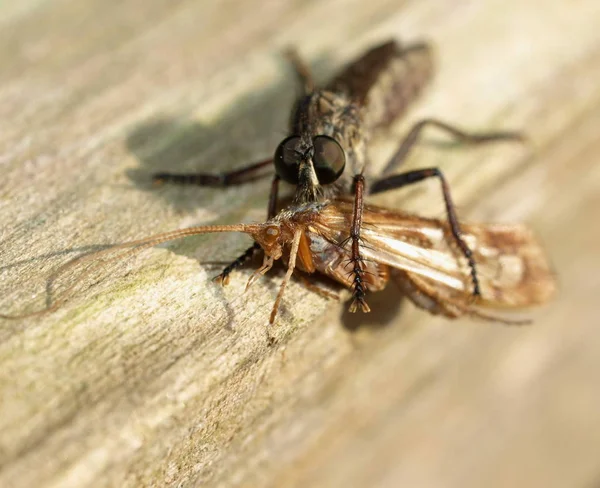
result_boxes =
[312,136,346,184]
[263,224,280,246]
[274,136,301,184]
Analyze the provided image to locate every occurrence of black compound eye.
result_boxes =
[312,136,346,184]
[274,136,301,184]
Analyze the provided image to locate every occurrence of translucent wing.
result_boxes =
[306,200,556,315]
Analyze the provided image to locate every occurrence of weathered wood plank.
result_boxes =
[1,0,599,487]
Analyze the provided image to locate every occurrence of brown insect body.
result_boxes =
[328,41,433,131]
[2,41,540,326]
[249,200,555,323]
[152,40,524,311]
[0,199,555,326]
[287,41,433,202]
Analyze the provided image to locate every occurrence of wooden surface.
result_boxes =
[1,1,599,487]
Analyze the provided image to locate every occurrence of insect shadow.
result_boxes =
[125,50,338,213]
[340,283,406,331]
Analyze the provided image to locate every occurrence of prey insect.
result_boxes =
[153,40,525,312]
[1,199,555,328]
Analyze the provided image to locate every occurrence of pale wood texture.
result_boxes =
[1,1,599,487]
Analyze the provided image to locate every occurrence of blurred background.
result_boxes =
[0,0,598,487]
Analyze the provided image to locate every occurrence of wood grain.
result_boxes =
[1,0,599,487]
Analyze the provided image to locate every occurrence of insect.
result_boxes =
[152,40,524,313]
[1,199,554,328]
[1,40,544,328]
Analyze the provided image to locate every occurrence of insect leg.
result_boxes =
[284,48,314,94]
[348,174,370,313]
[371,168,481,297]
[212,244,259,286]
[152,158,272,187]
[214,175,280,285]
[380,118,524,176]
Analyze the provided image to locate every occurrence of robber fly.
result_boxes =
[2,199,554,328]
[152,40,524,312]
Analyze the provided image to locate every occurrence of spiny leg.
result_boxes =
[284,48,314,94]
[368,118,525,297]
[213,244,259,286]
[380,118,525,177]
[371,168,481,297]
[152,158,273,187]
[214,175,280,284]
[154,156,279,284]
[348,174,370,313]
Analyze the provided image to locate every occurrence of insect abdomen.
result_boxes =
[327,40,434,130]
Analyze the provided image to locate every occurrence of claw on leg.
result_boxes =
[245,256,274,291]
[212,272,231,286]
[349,295,371,313]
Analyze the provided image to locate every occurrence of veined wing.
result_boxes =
[308,200,556,309]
